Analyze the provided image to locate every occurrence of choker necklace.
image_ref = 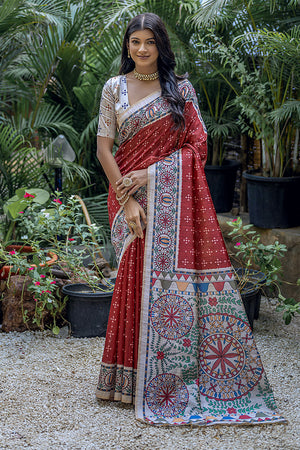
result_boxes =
[134,68,159,81]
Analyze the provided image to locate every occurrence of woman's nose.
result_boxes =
[138,42,146,52]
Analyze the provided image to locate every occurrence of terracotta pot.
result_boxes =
[0,245,58,280]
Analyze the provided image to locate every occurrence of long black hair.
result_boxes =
[119,13,186,129]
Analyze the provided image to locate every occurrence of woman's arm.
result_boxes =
[97,136,147,238]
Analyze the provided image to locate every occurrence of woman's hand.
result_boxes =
[124,196,147,239]
[116,169,148,196]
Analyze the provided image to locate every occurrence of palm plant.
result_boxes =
[0,1,97,194]
[192,0,300,177]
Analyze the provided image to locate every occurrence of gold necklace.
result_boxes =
[134,68,159,81]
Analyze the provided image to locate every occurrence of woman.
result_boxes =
[96,13,285,426]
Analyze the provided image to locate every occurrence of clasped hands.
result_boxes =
[116,169,148,239]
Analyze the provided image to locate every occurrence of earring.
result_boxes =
[128,49,131,59]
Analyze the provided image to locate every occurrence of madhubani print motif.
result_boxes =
[119,97,170,145]
[136,150,285,426]
[97,362,137,402]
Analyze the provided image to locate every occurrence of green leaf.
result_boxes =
[52,326,60,335]
[6,198,28,219]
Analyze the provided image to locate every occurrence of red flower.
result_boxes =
[236,242,241,247]
[46,290,51,294]
[50,281,56,285]
[28,267,34,271]
[157,351,164,360]
[34,281,41,286]
[227,407,237,414]
[40,274,46,278]
[19,211,24,214]
[9,250,16,255]
[68,238,75,241]
[232,218,237,222]
[208,297,218,307]
[183,338,191,348]
[53,198,62,205]
[24,192,35,199]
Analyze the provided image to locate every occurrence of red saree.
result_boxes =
[96,78,286,426]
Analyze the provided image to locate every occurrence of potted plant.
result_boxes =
[227,217,300,327]
[1,194,114,336]
[195,64,240,212]
[210,30,300,228]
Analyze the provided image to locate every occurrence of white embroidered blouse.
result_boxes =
[97,76,131,139]
[97,75,163,139]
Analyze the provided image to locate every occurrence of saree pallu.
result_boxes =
[96,80,286,426]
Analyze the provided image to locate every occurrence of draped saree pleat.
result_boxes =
[96,77,286,426]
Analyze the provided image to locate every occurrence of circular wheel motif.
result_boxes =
[159,171,176,187]
[150,294,194,340]
[199,313,263,400]
[146,373,189,418]
[199,333,245,380]
[157,212,174,228]
[153,252,172,271]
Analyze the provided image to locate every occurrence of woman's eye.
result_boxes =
[148,41,156,45]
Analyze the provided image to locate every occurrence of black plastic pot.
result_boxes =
[62,283,114,338]
[236,268,266,330]
[241,289,261,331]
[243,172,300,228]
[205,160,240,213]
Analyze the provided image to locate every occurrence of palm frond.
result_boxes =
[269,100,300,124]
[0,124,46,207]
[82,193,110,241]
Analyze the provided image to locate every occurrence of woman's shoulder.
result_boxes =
[102,75,124,98]
[177,78,197,101]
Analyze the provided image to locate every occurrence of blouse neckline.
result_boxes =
[122,75,161,109]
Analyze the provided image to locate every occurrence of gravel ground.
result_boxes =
[0,297,299,450]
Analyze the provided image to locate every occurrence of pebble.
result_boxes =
[0,297,299,450]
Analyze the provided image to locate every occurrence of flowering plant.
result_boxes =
[227,217,300,324]
[2,188,50,245]
[0,193,111,334]
[0,245,65,334]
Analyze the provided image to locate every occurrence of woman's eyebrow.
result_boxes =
[130,36,155,41]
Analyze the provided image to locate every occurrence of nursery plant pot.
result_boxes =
[236,268,266,330]
[205,160,240,213]
[241,288,261,331]
[243,172,300,228]
[62,283,114,338]
[0,245,58,280]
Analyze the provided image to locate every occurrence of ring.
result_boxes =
[128,221,136,228]
[123,177,133,187]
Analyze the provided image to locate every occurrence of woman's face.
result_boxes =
[128,29,159,73]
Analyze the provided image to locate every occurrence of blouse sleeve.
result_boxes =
[97,80,117,139]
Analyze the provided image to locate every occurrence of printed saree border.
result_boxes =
[135,149,287,426]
